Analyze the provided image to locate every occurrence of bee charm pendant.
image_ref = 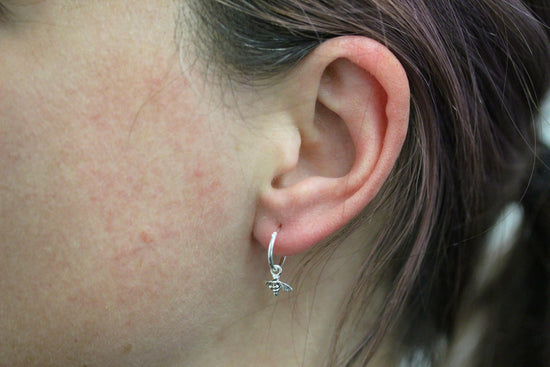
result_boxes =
[265,231,293,297]
[266,267,293,296]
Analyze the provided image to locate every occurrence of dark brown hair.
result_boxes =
[185,0,550,365]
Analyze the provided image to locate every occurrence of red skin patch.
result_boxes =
[139,230,154,245]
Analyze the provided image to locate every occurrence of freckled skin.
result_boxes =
[0,1,270,366]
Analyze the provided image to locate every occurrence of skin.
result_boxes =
[0,1,273,365]
[0,1,409,366]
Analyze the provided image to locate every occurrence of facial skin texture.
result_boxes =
[0,2,410,366]
[0,1,277,365]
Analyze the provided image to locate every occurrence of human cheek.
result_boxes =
[0,35,243,367]
[0,79,244,365]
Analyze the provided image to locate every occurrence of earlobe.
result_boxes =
[254,36,410,256]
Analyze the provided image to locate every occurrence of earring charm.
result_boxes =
[265,231,293,296]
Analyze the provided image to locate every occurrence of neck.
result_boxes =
[185,227,395,367]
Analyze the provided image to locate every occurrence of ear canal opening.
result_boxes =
[309,101,356,179]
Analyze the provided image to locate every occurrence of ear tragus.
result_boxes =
[273,99,356,189]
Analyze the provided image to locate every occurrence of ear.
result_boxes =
[254,36,410,256]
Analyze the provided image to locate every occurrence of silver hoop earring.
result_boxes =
[265,231,293,296]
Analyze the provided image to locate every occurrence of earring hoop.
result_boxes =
[265,231,293,296]
[268,231,285,273]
